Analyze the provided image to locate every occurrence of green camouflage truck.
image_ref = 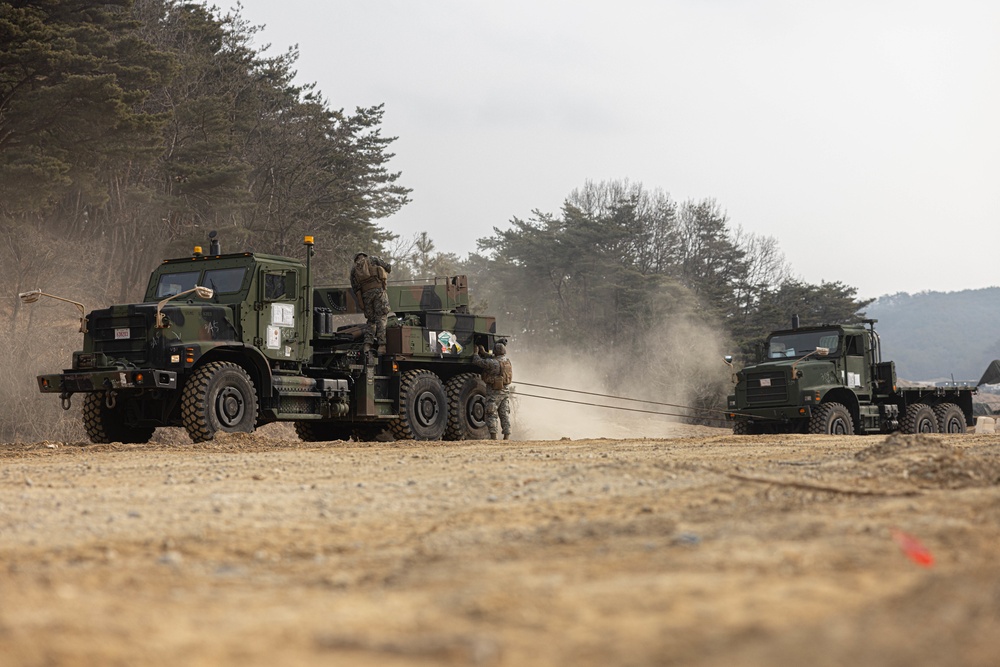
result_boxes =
[726,318,976,435]
[25,235,503,443]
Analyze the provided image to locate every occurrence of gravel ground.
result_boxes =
[2,427,1000,666]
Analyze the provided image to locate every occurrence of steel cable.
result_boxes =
[514,390,728,425]
[513,381,781,422]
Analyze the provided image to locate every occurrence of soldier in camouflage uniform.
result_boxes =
[349,252,392,358]
[472,343,513,440]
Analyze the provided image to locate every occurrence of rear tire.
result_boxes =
[900,403,937,434]
[389,369,447,440]
[808,402,854,435]
[933,403,966,434]
[82,392,155,444]
[181,362,258,442]
[444,373,489,440]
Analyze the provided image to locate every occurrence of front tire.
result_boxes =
[933,403,966,434]
[82,392,155,444]
[808,402,854,435]
[444,373,489,440]
[900,403,937,434]
[181,361,258,442]
[389,369,448,440]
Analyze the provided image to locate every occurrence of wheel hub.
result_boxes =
[217,387,245,427]
[468,396,486,428]
[415,390,440,427]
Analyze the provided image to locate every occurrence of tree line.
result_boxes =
[393,180,871,364]
[1,0,409,308]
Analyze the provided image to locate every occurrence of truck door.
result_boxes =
[844,335,869,398]
[257,268,307,363]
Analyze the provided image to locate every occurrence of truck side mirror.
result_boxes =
[18,289,41,304]
[18,289,89,333]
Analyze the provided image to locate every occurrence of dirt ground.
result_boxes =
[2,425,1000,667]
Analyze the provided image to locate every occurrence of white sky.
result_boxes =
[233,0,1000,300]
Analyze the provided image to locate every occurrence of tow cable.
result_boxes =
[512,381,774,426]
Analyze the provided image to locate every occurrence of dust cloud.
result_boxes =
[0,233,121,442]
[507,315,733,440]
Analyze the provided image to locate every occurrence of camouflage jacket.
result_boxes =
[350,255,392,294]
[472,353,512,391]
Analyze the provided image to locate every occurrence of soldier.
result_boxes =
[472,342,513,440]
[349,252,392,359]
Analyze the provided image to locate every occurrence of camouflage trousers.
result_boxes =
[484,387,511,437]
[362,287,390,348]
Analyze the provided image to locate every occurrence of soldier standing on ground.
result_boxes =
[472,343,513,440]
[349,252,392,359]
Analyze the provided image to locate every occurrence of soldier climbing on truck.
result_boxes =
[349,252,392,363]
[22,233,504,444]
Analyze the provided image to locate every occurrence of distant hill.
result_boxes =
[865,287,1000,383]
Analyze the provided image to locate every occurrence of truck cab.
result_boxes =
[728,319,973,435]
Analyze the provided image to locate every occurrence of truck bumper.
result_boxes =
[38,369,178,394]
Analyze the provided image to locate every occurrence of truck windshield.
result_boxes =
[768,330,840,359]
[155,267,246,298]
[156,271,199,297]
[202,267,246,294]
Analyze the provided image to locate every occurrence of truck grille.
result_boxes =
[745,370,788,404]
[91,312,149,364]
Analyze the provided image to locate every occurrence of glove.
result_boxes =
[476,344,485,355]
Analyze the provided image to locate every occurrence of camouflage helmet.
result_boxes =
[494,343,506,355]
[354,252,367,261]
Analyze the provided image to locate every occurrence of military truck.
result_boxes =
[24,235,503,443]
[726,318,976,435]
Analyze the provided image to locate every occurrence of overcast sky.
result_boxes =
[233,0,999,300]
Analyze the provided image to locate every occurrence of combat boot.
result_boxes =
[489,432,498,440]
[503,433,510,440]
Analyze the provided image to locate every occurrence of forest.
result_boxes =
[0,0,873,440]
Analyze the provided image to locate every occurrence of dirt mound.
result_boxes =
[855,433,1000,489]
[854,433,953,461]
